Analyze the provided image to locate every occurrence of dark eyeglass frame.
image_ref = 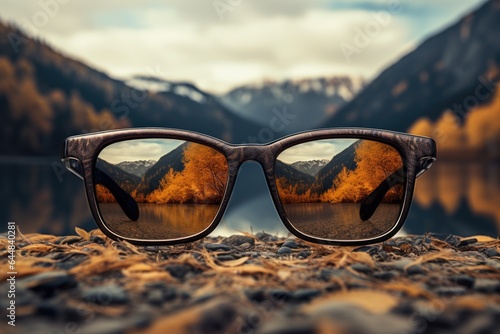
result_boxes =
[62,128,436,246]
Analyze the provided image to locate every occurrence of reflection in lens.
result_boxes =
[276,139,404,240]
[95,139,228,240]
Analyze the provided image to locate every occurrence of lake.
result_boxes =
[0,159,499,239]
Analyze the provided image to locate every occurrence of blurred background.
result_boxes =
[0,0,499,238]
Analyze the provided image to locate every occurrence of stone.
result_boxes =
[277,246,292,255]
[147,289,164,306]
[373,270,398,281]
[255,232,277,242]
[293,289,320,302]
[216,255,236,261]
[203,243,231,251]
[350,263,372,274]
[222,235,255,247]
[474,279,500,293]
[282,240,298,249]
[406,265,425,275]
[165,264,195,279]
[483,248,500,258]
[18,271,77,292]
[297,251,310,259]
[268,289,292,303]
[451,275,475,288]
[90,235,106,245]
[82,284,129,305]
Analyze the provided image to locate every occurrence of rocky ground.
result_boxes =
[1,228,500,334]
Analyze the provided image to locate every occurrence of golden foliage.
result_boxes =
[95,184,116,203]
[409,86,500,158]
[276,177,318,204]
[321,141,403,203]
[145,143,228,204]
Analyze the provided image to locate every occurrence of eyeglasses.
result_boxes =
[62,128,436,246]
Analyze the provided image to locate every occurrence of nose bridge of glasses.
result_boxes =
[232,145,275,167]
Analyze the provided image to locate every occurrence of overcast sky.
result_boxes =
[278,138,357,164]
[2,0,486,93]
[99,138,183,164]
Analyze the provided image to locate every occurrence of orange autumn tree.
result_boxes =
[146,143,228,204]
[321,141,403,203]
[276,177,318,204]
[96,184,117,203]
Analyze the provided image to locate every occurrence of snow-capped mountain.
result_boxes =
[219,76,365,133]
[126,75,209,103]
[290,159,330,177]
[116,160,157,178]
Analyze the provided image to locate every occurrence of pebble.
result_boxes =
[191,301,236,334]
[18,271,77,292]
[297,250,310,259]
[457,238,478,247]
[434,286,467,296]
[216,255,236,261]
[451,275,475,288]
[406,265,425,275]
[483,248,500,258]
[373,270,399,281]
[203,243,231,251]
[245,289,267,303]
[268,289,292,303]
[90,235,106,245]
[277,246,292,255]
[165,264,195,279]
[255,232,278,242]
[282,240,298,249]
[293,288,320,302]
[319,268,346,281]
[146,289,164,306]
[474,279,500,293]
[82,284,129,305]
[222,235,255,247]
[353,245,380,255]
[350,263,372,274]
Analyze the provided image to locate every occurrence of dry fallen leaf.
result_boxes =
[75,227,90,240]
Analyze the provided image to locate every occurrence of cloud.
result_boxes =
[278,139,357,163]
[1,0,486,93]
[99,138,183,164]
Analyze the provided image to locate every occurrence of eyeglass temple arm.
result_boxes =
[359,168,404,221]
[359,155,436,221]
[95,167,140,221]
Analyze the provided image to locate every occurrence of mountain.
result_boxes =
[290,159,330,177]
[220,76,365,132]
[275,160,315,193]
[116,160,156,178]
[0,22,262,156]
[134,142,187,197]
[321,0,500,134]
[312,141,360,194]
[95,159,141,193]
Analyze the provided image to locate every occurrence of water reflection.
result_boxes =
[99,203,219,240]
[0,162,94,236]
[411,162,500,236]
[284,203,401,240]
[0,162,499,238]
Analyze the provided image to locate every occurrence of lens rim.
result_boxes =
[273,137,408,243]
[93,137,231,242]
